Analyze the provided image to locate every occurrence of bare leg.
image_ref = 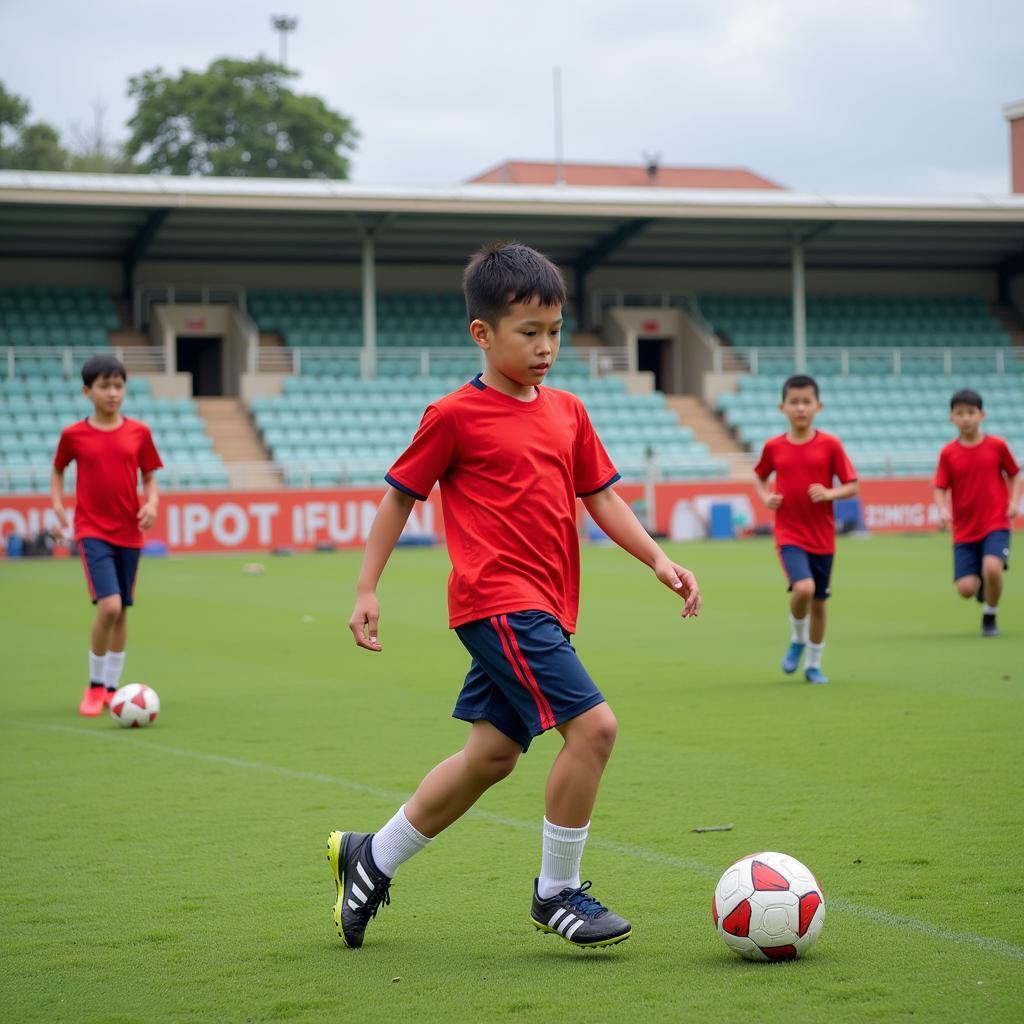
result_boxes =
[809,598,827,645]
[110,608,128,653]
[789,579,814,621]
[90,596,122,656]
[404,721,521,838]
[544,703,618,827]
[955,575,981,600]
[982,556,1004,608]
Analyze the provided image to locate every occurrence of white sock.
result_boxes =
[983,604,998,616]
[105,651,126,691]
[790,615,809,644]
[537,818,590,899]
[370,805,431,879]
[806,642,825,670]
[89,651,106,685]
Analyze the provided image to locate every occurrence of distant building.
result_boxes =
[467,159,785,190]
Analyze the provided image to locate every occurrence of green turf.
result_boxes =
[2,533,1022,1024]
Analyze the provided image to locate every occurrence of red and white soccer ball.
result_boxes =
[712,851,825,961]
[110,683,160,728]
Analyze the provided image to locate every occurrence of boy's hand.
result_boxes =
[939,506,953,528]
[349,592,383,652]
[52,504,70,534]
[761,492,783,510]
[808,484,833,503]
[137,501,158,530]
[654,558,702,618]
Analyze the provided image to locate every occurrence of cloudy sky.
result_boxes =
[2,0,1021,195]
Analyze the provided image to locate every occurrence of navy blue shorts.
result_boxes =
[79,538,141,606]
[779,545,834,601]
[453,610,606,752]
[953,530,1010,582]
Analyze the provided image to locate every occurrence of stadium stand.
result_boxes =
[249,289,577,352]
[718,374,1024,477]
[699,293,1018,378]
[0,286,119,348]
[0,375,228,494]
[250,374,728,488]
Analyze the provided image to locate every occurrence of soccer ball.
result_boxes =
[110,684,160,728]
[712,851,825,961]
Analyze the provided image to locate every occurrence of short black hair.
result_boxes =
[81,354,127,387]
[950,388,983,411]
[781,374,819,400]
[463,241,567,325]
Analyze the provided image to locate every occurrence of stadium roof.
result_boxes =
[1,171,1023,273]
[466,160,784,190]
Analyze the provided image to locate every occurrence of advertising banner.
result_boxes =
[1,478,1020,555]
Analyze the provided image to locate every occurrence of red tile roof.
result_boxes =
[468,160,784,190]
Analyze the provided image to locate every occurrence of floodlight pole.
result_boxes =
[271,15,299,67]
[791,240,807,373]
[553,68,565,186]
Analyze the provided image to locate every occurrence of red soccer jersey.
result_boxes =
[54,417,163,547]
[933,435,1019,544]
[754,430,857,555]
[386,377,619,632]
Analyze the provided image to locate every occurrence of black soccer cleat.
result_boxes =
[981,613,1000,638]
[326,831,391,948]
[531,880,631,948]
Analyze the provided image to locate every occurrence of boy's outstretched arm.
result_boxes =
[50,467,69,534]
[1008,473,1022,521]
[933,487,953,528]
[138,472,159,530]
[582,487,701,618]
[348,487,417,651]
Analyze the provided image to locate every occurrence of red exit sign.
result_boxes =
[186,319,207,330]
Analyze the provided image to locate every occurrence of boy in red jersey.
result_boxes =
[328,242,701,950]
[933,388,1020,638]
[51,355,162,716]
[753,375,859,684]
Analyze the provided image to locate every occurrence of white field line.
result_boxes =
[10,720,1024,961]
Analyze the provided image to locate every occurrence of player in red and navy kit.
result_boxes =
[933,388,1021,637]
[753,375,858,684]
[51,355,162,716]
[327,242,702,950]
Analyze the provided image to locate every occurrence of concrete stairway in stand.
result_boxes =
[195,398,282,490]
[666,394,755,480]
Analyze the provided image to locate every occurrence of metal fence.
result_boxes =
[713,346,1024,376]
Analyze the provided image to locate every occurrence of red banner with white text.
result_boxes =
[1,479,1019,555]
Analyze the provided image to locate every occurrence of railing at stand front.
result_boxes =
[0,346,167,380]
[712,345,1023,376]
[254,346,632,378]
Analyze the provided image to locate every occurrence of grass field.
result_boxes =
[2,533,1022,1024]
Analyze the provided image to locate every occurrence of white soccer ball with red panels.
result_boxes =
[712,851,825,961]
[110,684,160,728]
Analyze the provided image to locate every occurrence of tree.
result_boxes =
[67,102,130,173]
[0,81,69,171]
[125,57,358,178]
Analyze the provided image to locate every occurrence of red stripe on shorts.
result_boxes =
[493,614,557,731]
[79,545,97,601]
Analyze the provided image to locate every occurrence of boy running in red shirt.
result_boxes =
[933,388,1021,637]
[329,242,701,950]
[51,355,163,715]
[753,375,858,684]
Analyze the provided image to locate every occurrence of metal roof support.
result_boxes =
[791,239,807,373]
[574,218,654,331]
[361,230,377,379]
[123,209,170,305]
